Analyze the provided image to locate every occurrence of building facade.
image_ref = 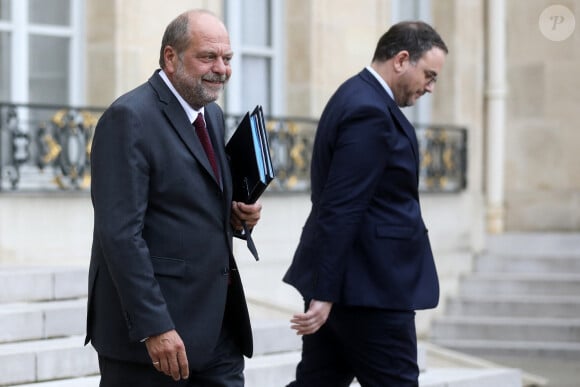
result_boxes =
[0,0,579,332]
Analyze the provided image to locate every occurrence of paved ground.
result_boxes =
[484,355,580,387]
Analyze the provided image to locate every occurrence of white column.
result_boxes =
[11,0,28,104]
[485,0,507,233]
[70,0,85,105]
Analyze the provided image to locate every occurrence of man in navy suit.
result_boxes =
[86,9,261,387]
[283,21,448,386]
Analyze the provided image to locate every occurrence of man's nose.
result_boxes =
[212,58,228,74]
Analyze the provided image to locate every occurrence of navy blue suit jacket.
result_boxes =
[86,71,252,369]
[284,68,439,311]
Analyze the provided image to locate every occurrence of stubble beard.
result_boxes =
[396,88,422,108]
[173,64,226,110]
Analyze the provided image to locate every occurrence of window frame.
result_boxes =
[224,0,285,117]
[0,0,85,105]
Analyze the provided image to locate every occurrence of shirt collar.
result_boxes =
[365,65,394,100]
[159,70,204,123]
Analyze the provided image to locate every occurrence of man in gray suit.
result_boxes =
[86,9,261,386]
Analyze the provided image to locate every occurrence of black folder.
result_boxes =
[226,105,275,204]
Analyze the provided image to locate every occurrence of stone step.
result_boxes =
[431,316,580,343]
[0,301,300,354]
[419,368,521,387]
[434,338,580,359]
[245,351,301,386]
[0,320,300,386]
[475,254,580,274]
[11,368,522,387]
[459,273,580,296]
[0,336,98,386]
[3,353,306,387]
[9,368,522,387]
[0,266,87,304]
[444,294,580,318]
[251,319,302,356]
[5,344,522,387]
[5,376,100,387]
[0,299,86,344]
[485,233,580,256]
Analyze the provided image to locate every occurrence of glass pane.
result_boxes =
[400,0,421,20]
[0,0,10,21]
[29,0,70,26]
[0,31,10,101]
[242,56,270,113]
[29,35,69,104]
[242,0,271,46]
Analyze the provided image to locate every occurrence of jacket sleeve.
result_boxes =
[312,105,394,302]
[91,102,175,342]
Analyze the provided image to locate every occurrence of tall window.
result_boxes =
[225,0,285,117]
[392,0,432,125]
[0,0,84,105]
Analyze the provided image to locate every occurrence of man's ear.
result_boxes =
[163,46,177,74]
[393,50,410,73]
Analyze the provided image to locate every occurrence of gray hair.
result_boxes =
[158,10,218,68]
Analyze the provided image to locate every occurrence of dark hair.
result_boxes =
[372,21,448,63]
[158,12,192,68]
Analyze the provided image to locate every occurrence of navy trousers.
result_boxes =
[287,305,419,387]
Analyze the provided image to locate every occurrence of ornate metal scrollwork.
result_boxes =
[245,118,467,194]
[0,104,98,191]
[2,107,31,189]
[264,118,316,192]
[36,109,96,190]
[417,126,467,192]
[0,104,466,193]
[225,114,317,193]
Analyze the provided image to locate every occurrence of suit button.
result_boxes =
[221,267,229,275]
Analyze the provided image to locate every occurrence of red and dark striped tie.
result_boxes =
[193,112,220,182]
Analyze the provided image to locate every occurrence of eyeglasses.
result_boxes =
[424,70,438,87]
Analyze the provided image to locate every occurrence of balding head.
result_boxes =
[159,9,227,69]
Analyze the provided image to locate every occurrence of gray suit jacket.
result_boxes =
[85,71,252,368]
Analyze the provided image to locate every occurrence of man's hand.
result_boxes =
[290,299,333,335]
[146,329,189,381]
[231,201,262,231]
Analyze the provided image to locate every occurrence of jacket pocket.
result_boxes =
[375,224,416,240]
[151,256,185,278]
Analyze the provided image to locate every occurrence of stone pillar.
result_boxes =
[485,0,507,233]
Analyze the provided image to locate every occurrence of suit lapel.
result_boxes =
[148,72,222,188]
[205,105,235,251]
[148,72,234,254]
[360,69,420,177]
[387,100,420,169]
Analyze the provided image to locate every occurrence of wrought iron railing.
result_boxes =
[0,102,466,193]
[416,124,467,192]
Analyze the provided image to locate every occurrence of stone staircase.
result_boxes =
[0,267,95,386]
[430,233,580,359]
[0,265,309,387]
[0,264,525,387]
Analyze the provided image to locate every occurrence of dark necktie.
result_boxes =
[193,113,220,182]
